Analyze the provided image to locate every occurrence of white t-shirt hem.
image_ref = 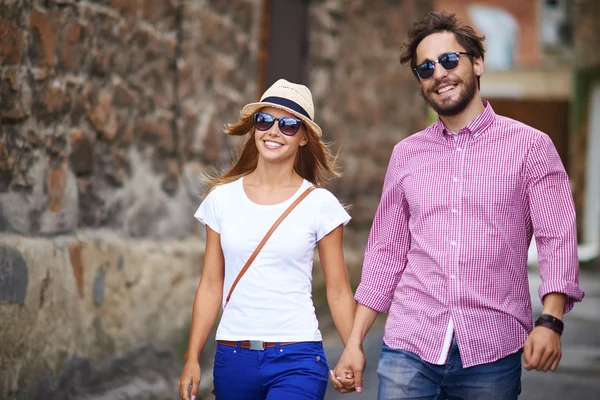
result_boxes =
[215,334,323,342]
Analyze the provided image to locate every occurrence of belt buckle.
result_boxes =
[249,340,265,351]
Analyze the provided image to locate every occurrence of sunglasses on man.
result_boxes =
[253,111,303,136]
[413,52,471,80]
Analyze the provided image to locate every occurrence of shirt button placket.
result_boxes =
[450,139,464,314]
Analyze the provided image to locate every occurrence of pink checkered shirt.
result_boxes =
[355,101,584,368]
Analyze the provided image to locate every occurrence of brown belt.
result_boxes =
[217,340,297,350]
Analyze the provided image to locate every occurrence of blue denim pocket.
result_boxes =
[377,342,442,399]
[214,343,233,366]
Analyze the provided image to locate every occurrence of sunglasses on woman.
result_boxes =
[413,52,471,80]
[253,111,303,136]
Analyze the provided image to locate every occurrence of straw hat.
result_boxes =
[238,79,323,138]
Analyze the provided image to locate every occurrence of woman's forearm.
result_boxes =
[184,281,223,363]
[327,287,356,345]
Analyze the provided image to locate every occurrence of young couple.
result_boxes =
[178,11,583,400]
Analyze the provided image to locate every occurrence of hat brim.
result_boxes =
[238,101,323,138]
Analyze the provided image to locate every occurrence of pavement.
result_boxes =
[324,269,600,400]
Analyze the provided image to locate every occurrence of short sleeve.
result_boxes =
[315,189,351,241]
[193,188,222,233]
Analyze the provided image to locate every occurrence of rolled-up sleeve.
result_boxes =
[354,145,411,313]
[526,135,585,313]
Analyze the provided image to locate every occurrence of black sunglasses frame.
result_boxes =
[253,111,303,136]
[413,52,472,80]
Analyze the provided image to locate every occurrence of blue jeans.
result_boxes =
[377,338,522,400]
[213,341,329,400]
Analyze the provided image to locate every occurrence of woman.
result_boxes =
[178,79,356,400]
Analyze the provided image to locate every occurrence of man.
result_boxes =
[330,11,585,400]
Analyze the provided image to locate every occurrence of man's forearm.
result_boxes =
[541,292,567,319]
[347,304,380,347]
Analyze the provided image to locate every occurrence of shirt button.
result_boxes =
[453,177,458,182]
[456,147,462,152]
[453,306,459,312]
[451,241,456,246]
[452,209,457,213]
[451,274,456,279]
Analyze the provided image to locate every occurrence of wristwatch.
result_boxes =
[534,314,564,336]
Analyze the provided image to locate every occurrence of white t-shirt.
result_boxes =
[194,177,351,342]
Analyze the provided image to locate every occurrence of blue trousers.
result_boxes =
[377,338,522,400]
[213,341,329,400]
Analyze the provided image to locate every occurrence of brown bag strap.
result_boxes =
[224,186,316,308]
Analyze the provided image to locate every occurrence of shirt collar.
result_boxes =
[433,100,496,138]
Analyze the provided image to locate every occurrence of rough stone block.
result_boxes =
[87,90,118,142]
[0,16,24,65]
[32,79,72,120]
[0,68,31,122]
[0,245,28,304]
[142,0,177,29]
[59,20,84,69]
[110,0,143,17]
[47,162,68,212]
[68,242,84,297]
[68,128,95,177]
[93,265,105,306]
[28,7,57,67]
[40,161,79,234]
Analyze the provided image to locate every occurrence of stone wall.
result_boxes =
[0,0,431,398]
[0,234,205,399]
[0,0,260,238]
[309,0,431,237]
[1,0,262,398]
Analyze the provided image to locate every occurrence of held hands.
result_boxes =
[178,361,201,400]
[523,326,562,372]
[329,344,366,394]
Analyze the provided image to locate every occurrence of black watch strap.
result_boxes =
[534,314,564,336]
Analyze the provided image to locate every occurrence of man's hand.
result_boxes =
[523,326,562,372]
[329,344,366,394]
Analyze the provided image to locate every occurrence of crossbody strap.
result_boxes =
[224,186,316,308]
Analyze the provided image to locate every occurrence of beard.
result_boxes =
[421,72,478,117]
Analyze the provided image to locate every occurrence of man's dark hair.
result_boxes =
[400,11,486,85]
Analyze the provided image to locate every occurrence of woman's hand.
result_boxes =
[178,361,201,400]
[178,226,223,399]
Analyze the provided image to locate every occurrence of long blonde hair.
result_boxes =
[204,111,339,196]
